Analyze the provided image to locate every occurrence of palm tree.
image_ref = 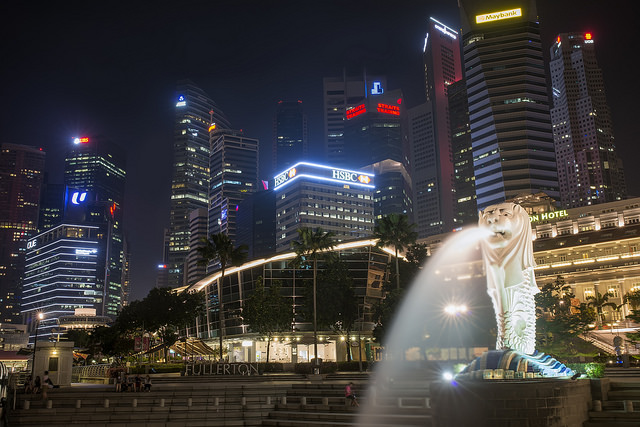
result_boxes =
[373,214,417,290]
[587,291,617,330]
[197,233,248,360]
[292,227,335,373]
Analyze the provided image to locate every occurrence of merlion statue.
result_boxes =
[479,203,538,354]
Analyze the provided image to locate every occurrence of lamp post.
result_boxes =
[31,313,44,378]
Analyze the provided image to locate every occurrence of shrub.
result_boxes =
[337,361,369,371]
[260,362,284,373]
[565,362,605,378]
[294,362,338,374]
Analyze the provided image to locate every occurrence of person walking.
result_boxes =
[345,382,359,407]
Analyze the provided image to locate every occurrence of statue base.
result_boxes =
[456,349,574,380]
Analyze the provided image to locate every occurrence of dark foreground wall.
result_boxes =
[431,379,591,427]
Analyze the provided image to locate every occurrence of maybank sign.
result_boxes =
[476,8,522,24]
[273,162,374,191]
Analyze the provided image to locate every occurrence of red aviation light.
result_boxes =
[346,104,366,120]
[584,33,592,40]
[377,103,400,116]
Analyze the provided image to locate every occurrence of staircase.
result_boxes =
[585,380,640,426]
[8,382,290,426]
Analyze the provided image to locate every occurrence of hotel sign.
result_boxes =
[529,210,568,223]
[273,162,374,191]
[476,8,522,24]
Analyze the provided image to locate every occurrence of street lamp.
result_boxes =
[31,313,44,378]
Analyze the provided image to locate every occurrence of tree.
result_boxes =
[300,259,358,361]
[115,287,205,362]
[534,277,596,355]
[292,227,335,369]
[197,233,248,359]
[374,214,417,290]
[587,291,618,330]
[243,278,292,363]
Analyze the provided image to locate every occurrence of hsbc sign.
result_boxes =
[273,162,374,191]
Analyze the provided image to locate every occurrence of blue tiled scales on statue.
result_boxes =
[457,203,574,380]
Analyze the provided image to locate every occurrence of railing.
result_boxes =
[71,364,112,383]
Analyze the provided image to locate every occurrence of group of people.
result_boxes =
[115,373,151,392]
[24,371,56,398]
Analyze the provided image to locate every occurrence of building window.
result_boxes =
[583,287,594,299]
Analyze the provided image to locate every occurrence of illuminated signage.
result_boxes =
[71,191,87,205]
[273,162,375,191]
[423,33,429,53]
[346,104,366,120]
[73,137,90,144]
[430,17,457,40]
[371,81,384,95]
[158,264,167,269]
[27,240,37,250]
[176,95,186,107]
[208,123,216,132]
[585,33,592,40]
[529,210,568,223]
[476,8,522,24]
[377,103,400,116]
[75,248,98,255]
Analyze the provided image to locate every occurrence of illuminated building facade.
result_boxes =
[323,74,386,166]
[273,101,307,174]
[22,217,110,341]
[342,89,411,219]
[549,32,626,208]
[448,79,477,227]
[273,162,375,252]
[208,129,258,245]
[64,137,126,317]
[38,179,64,232]
[420,17,464,234]
[185,208,208,286]
[168,80,231,287]
[0,143,45,324]
[459,1,559,209]
[187,239,390,363]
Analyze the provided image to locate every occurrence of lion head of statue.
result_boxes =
[478,203,535,269]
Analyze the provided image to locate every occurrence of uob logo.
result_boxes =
[71,191,87,205]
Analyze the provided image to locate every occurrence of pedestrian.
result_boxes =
[114,374,122,392]
[144,375,152,392]
[24,375,33,394]
[345,382,359,407]
[135,374,142,392]
[33,376,41,395]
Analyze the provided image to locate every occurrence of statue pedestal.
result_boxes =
[430,379,592,427]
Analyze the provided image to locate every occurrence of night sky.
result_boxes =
[2,1,638,301]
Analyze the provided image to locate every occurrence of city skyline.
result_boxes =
[2,1,638,300]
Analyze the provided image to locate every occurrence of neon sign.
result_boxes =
[346,104,366,120]
[176,95,186,107]
[273,162,375,191]
[529,210,568,223]
[430,17,457,40]
[75,248,98,255]
[27,240,37,250]
[476,8,522,24]
[371,81,384,95]
[73,137,90,144]
[71,191,87,205]
[377,103,400,116]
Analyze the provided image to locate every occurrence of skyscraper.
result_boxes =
[0,144,45,323]
[549,32,626,207]
[64,136,126,316]
[273,101,307,174]
[459,1,559,209]
[410,16,465,236]
[208,129,259,245]
[323,73,386,166]
[448,79,477,227]
[168,81,231,287]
